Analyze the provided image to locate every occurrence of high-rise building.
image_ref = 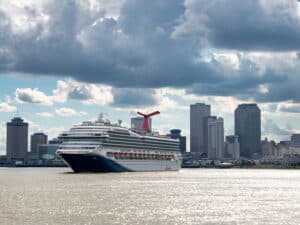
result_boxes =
[31,132,48,153]
[207,116,224,159]
[169,129,186,154]
[190,103,211,153]
[225,135,240,160]
[131,117,152,132]
[291,134,300,147]
[235,104,261,159]
[6,117,28,164]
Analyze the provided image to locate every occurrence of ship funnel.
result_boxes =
[137,111,160,132]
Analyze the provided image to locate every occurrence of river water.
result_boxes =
[0,168,299,225]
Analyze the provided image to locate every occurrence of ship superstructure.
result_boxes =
[56,113,181,172]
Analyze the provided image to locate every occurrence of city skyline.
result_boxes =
[1,1,300,224]
[0,102,295,158]
[1,1,300,154]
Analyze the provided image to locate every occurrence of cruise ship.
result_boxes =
[56,112,182,172]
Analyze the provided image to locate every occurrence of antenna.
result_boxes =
[137,111,160,132]
[15,108,19,117]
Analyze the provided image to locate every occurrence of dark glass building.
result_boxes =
[235,104,261,159]
[190,103,211,153]
[6,117,28,164]
[31,132,48,153]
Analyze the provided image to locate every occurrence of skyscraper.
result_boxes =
[31,132,48,153]
[6,117,28,164]
[207,116,224,159]
[235,104,261,158]
[190,103,211,153]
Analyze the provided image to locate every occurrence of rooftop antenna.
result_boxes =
[137,111,160,132]
[15,108,19,117]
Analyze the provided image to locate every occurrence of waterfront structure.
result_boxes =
[0,156,7,165]
[38,144,65,166]
[206,116,224,159]
[281,136,300,166]
[225,135,240,160]
[235,104,261,159]
[6,117,28,164]
[276,141,290,158]
[261,138,276,158]
[131,116,152,132]
[31,132,48,153]
[288,134,300,155]
[169,129,186,154]
[57,113,182,172]
[190,103,211,153]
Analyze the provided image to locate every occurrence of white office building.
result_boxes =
[207,116,224,159]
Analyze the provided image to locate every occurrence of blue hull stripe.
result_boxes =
[60,153,132,172]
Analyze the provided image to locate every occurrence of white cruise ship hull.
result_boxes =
[57,149,181,172]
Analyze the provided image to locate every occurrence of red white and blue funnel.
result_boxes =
[137,111,160,132]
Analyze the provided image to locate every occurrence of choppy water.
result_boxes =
[0,168,299,225]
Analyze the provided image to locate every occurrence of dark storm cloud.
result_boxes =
[112,88,158,107]
[173,0,300,51]
[0,0,221,88]
[1,0,300,105]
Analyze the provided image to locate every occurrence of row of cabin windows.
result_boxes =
[59,146,96,149]
[106,152,174,161]
[60,133,178,145]
[104,140,179,150]
[106,137,179,146]
[102,142,179,151]
[107,135,179,145]
[109,131,175,140]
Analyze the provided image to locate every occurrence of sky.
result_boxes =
[1,0,300,154]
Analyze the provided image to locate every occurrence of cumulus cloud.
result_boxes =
[36,112,53,117]
[15,88,53,105]
[279,103,300,113]
[1,0,300,105]
[0,102,16,112]
[55,107,87,117]
[53,80,113,105]
[15,79,113,106]
[262,118,291,141]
